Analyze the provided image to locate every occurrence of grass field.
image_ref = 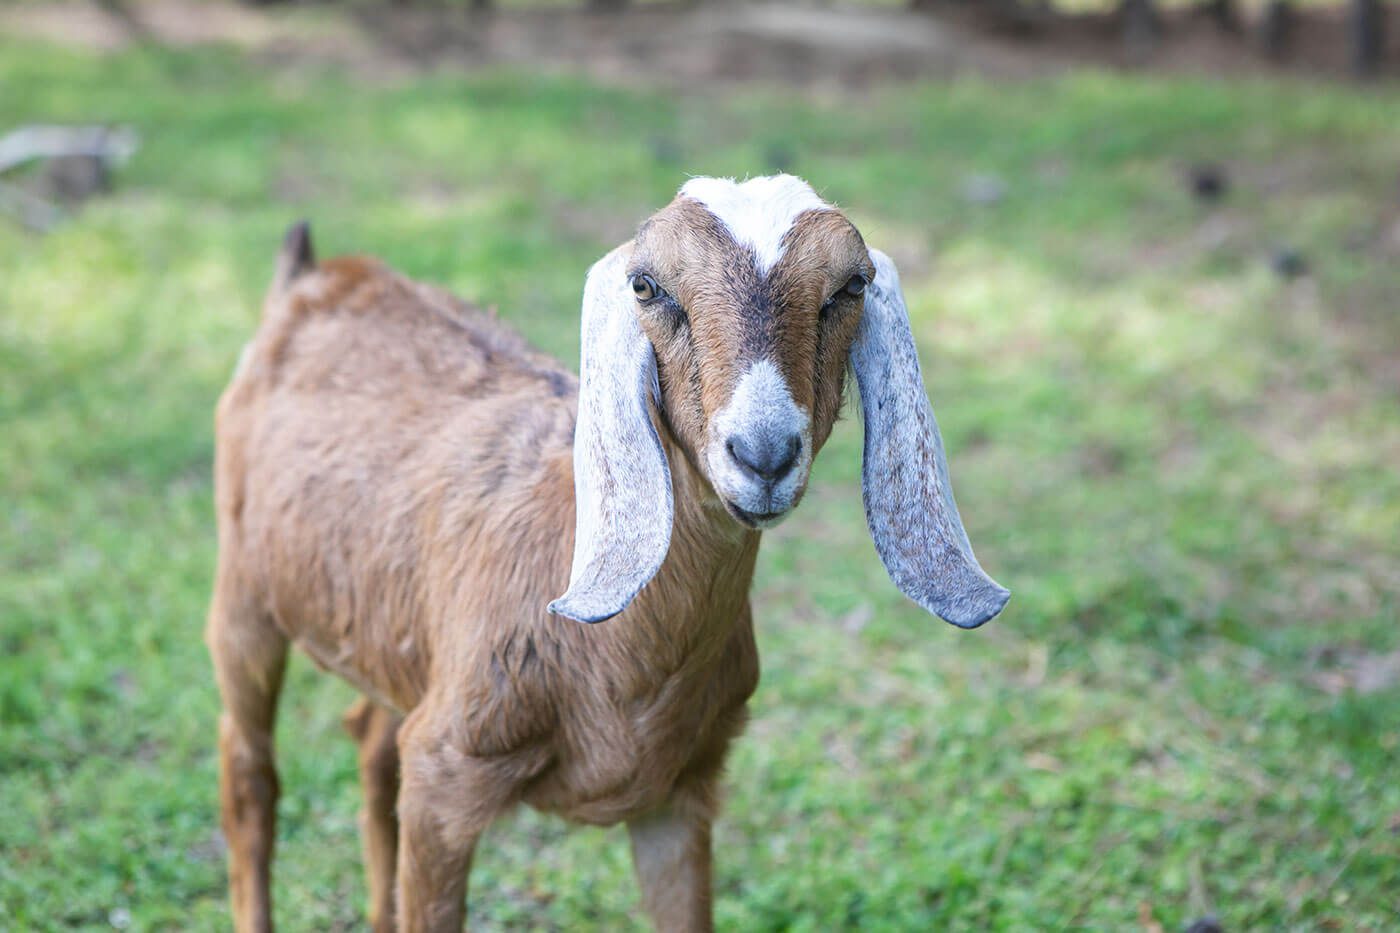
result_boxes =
[2,34,1399,931]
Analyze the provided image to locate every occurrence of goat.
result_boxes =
[206,174,1009,932]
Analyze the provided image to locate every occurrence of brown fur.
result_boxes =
[208,200,871,930]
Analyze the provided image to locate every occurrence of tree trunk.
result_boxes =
[1260,0,1294,59]
[1201,0,1242,34]
[1122,0,1160,56]
[1350,0,1385,76]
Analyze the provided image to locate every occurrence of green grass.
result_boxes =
[3,36,1399,931]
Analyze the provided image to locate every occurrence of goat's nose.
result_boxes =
[726,432,801,482]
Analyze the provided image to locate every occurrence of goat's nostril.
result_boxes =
[726,432,802,482]
[782,434,800,468]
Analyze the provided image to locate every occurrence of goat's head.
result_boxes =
[627,178,869,528]
[549,175,1009,629]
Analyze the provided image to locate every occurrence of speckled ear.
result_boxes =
[852,249,1009,629]
[548,244,674,624]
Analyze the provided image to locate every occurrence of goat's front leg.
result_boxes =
[627,785,716,933]
[394,710,512,933]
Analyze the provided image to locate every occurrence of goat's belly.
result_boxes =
[271,593,428,714]
[253,529,432,713]
[292,632,414,714]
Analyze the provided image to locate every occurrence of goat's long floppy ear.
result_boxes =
[852,249,1010,629]
[548,245,674,624]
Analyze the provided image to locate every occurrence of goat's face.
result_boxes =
[627,178,875,529]
[551,175,1009,629]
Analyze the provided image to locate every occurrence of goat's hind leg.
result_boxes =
[343,698,403,933]
[207,585,288,933]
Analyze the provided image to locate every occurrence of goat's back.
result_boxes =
[214,254,580,710]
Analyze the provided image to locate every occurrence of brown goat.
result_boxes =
[207,175,1008,932]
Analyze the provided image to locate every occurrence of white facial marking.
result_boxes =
[705,359,813,528]
[679,174,830,274]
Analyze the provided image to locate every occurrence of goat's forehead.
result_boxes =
[676,175,832,273]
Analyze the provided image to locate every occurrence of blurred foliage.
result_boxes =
[2,37,1399,930]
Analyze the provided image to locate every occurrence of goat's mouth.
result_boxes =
[724,500,790,530]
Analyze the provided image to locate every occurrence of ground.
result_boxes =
[1,5,1399,930]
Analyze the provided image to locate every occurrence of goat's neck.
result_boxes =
[618,430,761,667]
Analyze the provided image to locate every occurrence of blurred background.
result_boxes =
[1,0,1397,928]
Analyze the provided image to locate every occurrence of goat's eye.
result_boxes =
[631,273,663,303]
[823,274,867,313]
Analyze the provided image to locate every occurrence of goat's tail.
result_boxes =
[271,220,316,295]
